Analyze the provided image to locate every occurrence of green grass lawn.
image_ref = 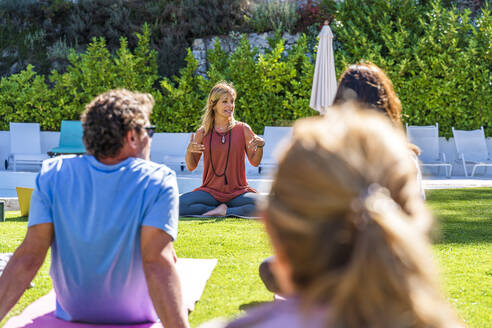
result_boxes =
[1,188,491,327]
[426,189,492,328]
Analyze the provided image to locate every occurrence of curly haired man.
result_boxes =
[0,89,189,328]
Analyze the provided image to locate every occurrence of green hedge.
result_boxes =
[0,25,318,133]
[0,25,160,131]
[332,0,491,137]
[0,0,490,137]
[149,33,317,134]
[0,0,250,77]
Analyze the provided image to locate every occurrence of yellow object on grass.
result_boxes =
[16,187,34,217]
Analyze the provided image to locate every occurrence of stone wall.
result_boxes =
[191,31,301,75]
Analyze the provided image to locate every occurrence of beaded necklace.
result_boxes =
[209,127,232,185]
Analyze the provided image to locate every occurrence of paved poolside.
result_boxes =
[422,177,492,189]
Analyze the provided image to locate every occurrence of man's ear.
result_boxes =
[125,129,139,150]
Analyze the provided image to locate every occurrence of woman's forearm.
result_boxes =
[185,151,200,171]
[249,147,263,167]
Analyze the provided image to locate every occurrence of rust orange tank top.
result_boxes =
[194,122,257,203]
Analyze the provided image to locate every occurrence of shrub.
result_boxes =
[49,24,160,127]
[1,0,490,138]
[0,0,250,77]
[64,0,137,51]
[0,25,160,131]
[331,0,491,137]
[0,0,74,75]
[296,0,336,33]
[0,65,55,130]
[105,0,249,77]
[157,49,207,133]
[98,0,250,78]
[246,0,299,34]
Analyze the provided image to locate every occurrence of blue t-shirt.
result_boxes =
[28,155,179,323]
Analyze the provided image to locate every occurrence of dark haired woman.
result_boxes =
[260,62,425,295]
[333,62,424,199]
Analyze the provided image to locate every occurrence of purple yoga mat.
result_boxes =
[5,258,218,328]
[4,291,163,328]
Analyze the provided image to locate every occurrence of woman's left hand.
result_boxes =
[248,135,265,151]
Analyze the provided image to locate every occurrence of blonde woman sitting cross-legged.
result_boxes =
[179,81,264,218]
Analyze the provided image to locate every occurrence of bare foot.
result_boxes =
[202,203,227,217]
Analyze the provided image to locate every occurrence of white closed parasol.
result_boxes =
[310,22,337,114]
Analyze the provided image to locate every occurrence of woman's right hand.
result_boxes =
[187,133,205,153]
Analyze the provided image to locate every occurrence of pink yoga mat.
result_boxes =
[5,258,217,328]
[5,290,162,328]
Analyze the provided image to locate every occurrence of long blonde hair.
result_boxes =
[201,81,237,135]
[264,103,461,328]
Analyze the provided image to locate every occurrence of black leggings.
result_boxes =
[179,190,260,217]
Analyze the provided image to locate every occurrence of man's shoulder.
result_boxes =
[39,155,85,175]
[130,158,173,173]
[34,156,87,193]
[129,159,177,183]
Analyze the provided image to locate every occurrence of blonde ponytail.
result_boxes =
[328,185,449,328]
[264,104,462,328]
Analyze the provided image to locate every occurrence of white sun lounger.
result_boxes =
[258,126,292,174]
[7,123,48,171]
[452,126,492,177]
[151,132,192,171]
[406,123,452,177]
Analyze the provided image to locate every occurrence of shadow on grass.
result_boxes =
[239,301,271,311]
[427,188,492,202]
[427,188,492,244]
[179,217,247,223]
[432,215,492,244]
[3,216,28,223]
